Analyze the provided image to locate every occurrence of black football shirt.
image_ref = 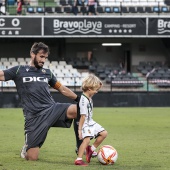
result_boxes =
[3,65,58,118]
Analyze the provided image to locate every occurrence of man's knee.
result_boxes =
[26,154,38,161]
[67,104,77,119]
[26,147,39,161]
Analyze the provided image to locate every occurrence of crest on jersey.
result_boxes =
[26,68,29,72]
[88,129,91,134]
[42,69,46,73]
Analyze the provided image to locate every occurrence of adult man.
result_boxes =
[0,42,79,161]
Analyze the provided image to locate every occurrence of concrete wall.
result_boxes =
[1,92,170,108]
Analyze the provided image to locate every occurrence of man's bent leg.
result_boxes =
[66,104,77,119]
[73,118,83,154]
[26,147,40,161]
[73,102,82,152]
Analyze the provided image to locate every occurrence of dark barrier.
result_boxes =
[1,92,170,108]
[1,16,170,37]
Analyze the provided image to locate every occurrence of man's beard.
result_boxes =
[34,57,44,69]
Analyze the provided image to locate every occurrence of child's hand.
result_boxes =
[78,130,83,140]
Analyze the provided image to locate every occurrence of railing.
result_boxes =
[2,0,169,16]
[1,77,170,92]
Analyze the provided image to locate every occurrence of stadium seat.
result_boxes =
[51,61,58,66]
[59,61,67,66]
[88,65,96,72]
[54,70,65,78]
[25,58,30,63]
[68,0,73,6]
[165,0,170,5]
[7,0,15,5]
[57,65,65,71]
[161,6,169,13]
[43,61,50,68]
[121,6,129,13]
[36,7,44,13]
[3,61,11,68]
[97,6,104,13]
[64,6,72,13]
[55,6,63,13]
[113,7,120,13]
[129,7,137,13]
[137,6,145,13]
[131,0,140,4]
[105,7,112,13]
[153,6,160,13]
[49,65,57,72]
[27,7,35,14]
[60,0,68,6]
[19,61,27,65]
[0,62,7,70]
[11,61,19,66]
[80,6,88,14]
[145,6,153,13]
[99,73,107,80]
[99,0,107,6]
[17,58,25,62]
[65,64,73,70]
[45,7,54,14]
[75,60,84,69]
[8,58,16,62]
[81,72,89,78]
[0,58,8,62]
[96,65,105,74]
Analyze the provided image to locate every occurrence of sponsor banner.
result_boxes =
[148,18,170,35]
[0,17,41,36]
[44,17,146,36]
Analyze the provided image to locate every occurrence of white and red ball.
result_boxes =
[97,145,118,165]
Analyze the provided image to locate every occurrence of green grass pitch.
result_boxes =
[0,108,170,170]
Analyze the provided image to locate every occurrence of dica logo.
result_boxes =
[157,19,170,34]
[23,77,48,83]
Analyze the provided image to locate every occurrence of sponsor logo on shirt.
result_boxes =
[23,77,48,83]
[42,69,46,73]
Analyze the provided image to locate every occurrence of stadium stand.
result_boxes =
[0,57,88,88]
[1,56,170,92]
[4,0,170,15]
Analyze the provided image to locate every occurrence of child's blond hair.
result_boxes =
[82,74,102,92]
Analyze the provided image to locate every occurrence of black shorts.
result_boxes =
[24,103,73,151]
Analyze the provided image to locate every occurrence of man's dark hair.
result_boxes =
[30,42,50,55]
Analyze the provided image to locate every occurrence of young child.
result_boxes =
[74,74,108,166]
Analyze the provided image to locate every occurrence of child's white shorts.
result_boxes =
[82,123,105,139]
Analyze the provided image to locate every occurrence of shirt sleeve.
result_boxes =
[3,66,19,81]
[48,70,58,87]
[79,95,88,116]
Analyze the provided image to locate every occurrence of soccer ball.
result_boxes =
[97,145,118,165]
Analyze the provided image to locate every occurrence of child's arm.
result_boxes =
[78,114,86,140]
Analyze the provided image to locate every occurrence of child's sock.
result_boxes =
[91,145,96,152]
[76,157,82,161]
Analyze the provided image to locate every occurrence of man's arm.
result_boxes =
[57,84,78,100]
[0,70,5,81]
